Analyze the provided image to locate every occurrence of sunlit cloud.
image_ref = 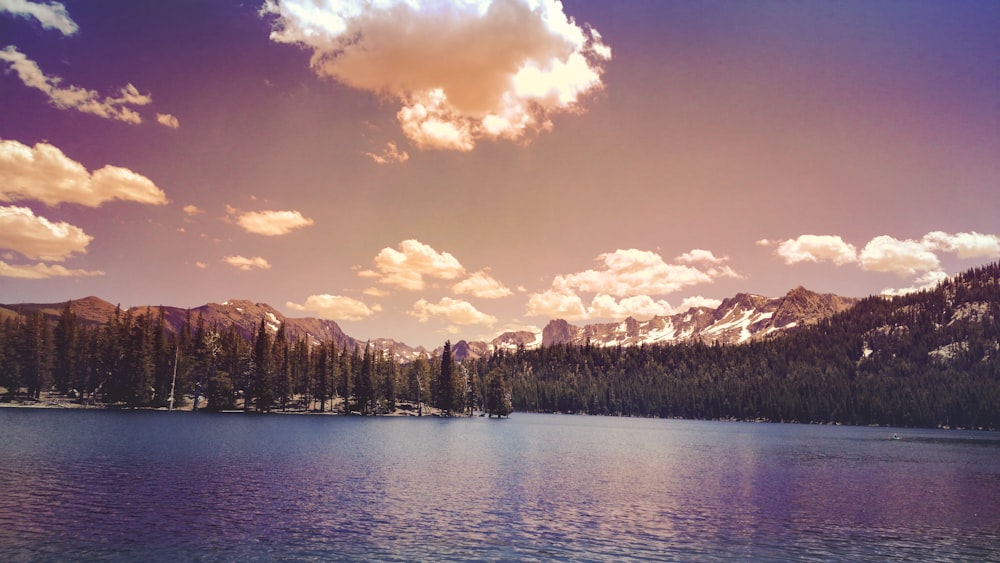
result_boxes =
[525,288,588,320]
[553,248,741,297]
[0,46,152,123]
[677,295,723,311]
[360,239,465,291]
[156,112,180,128]
[881,270,950,297]
[409,297,497,325]
[587,293,672,319]
[234,209,314,236]
[287,294,379,321]
[0,260,103,279]
[223,255,271,271]
[759,235,858,266]
[922,231,1000,260]
[452,269,512,298]
[183,204,204,216]
[263,0,610,151]
[0,0,78,36]
[0,138,167,207]
[365,141,409,164]
[675,248,726,264]
[194,261,207,269]
[858,235,940,276]
[0,205,91,261]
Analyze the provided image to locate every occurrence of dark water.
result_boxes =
[1,410,998,561]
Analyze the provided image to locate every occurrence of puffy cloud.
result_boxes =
[0,205,91,261]
[881,270,950,297]
[0,138,167,207]
[365,141,409,164]
[361,239,465,290]
[156,113,180,128]
[0,46,151,123]
[0,260,102,279]
[235,209,314,236]
[760,235,858,266]
[287,294,378,321]
[922,231,1000,260]
[553,248,741,297]
[677,295,723,311]
[223,255,271,271]
[859,235,940,276]
[263,0,610,151]
[675,248,726,264]
[0,0,77,36]
[409,297,497,325]
[525,288,587,320]
[587,293,672,320]
[452,269,512,298]
[183,204,204,216]
[194,261,207,269]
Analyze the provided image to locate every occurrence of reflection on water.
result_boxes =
[0,410,998,561]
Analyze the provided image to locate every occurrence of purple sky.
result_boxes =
[1,0,998,348]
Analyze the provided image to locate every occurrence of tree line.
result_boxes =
[3,262,997,428]
[0,306,513,417]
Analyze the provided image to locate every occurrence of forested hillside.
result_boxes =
[2,263,998,428]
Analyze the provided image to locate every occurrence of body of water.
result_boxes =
[0,409,998,561]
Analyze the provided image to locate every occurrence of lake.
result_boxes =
[0,409,998,561]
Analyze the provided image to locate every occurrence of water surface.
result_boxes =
[1,410,997,561]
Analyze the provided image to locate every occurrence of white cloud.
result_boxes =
[235,209,314,236]
[525,288,588,320]
[0,205,91,261]
[553,248,741,297]
[452,269,512,298]
[587,293,672,320]
[0,260,102,279]
[156,113,180,128]
[881,270,950,297]
[761,234,858,266]
[0,46,151,123]
[263,0,610,151]
[0,138,167,207]
[287,294,378,321]
[183,204,203,216]
[223,255,271,271]
[859,235,940,276]
[922,231,1000,260]
[362,239,465,290]
[0,0,77,36]
[677,295,723,311]
[365,141,409,164]
[409,297,497,325]
[676,248,726,264]
[194,261,207,269]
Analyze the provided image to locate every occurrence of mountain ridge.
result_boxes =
[0,286,858,360]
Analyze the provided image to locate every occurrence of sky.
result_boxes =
[1,0,998,349]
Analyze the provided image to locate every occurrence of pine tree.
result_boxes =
[437,340,455,414]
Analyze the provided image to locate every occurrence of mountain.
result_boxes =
[0,287,857,360]
[539,287,858,348]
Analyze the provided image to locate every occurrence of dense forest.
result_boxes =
[2,262,998,428]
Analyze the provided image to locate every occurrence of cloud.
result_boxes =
[0,205,91,261]
[223,255,271,271]
[194,261,207,269]
[0,138,167,207]
[409,297,497,325]
[858,235,940,276]
[675,248,726,264]
[677,295,723,311]
[287,294,379,321]
[587,293,672,319]
[553,248,741,297]
[922,231,1000,260]
[881,270,950,297]
[365,141,409,164]
[0,46,152,123]
[156,113,180,128]
[0,0,77,36]
[0,260,102,279]
[760,234,858,266]
[452,269,512,298]
[361,239,465,290]
[263,0,610,151]
[183,204,204,216]
[525,288,588,320]
[234,209,314,236]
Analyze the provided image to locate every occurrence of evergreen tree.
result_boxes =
[436,340,455,413]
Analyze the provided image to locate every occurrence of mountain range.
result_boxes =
[0,286,858,361]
